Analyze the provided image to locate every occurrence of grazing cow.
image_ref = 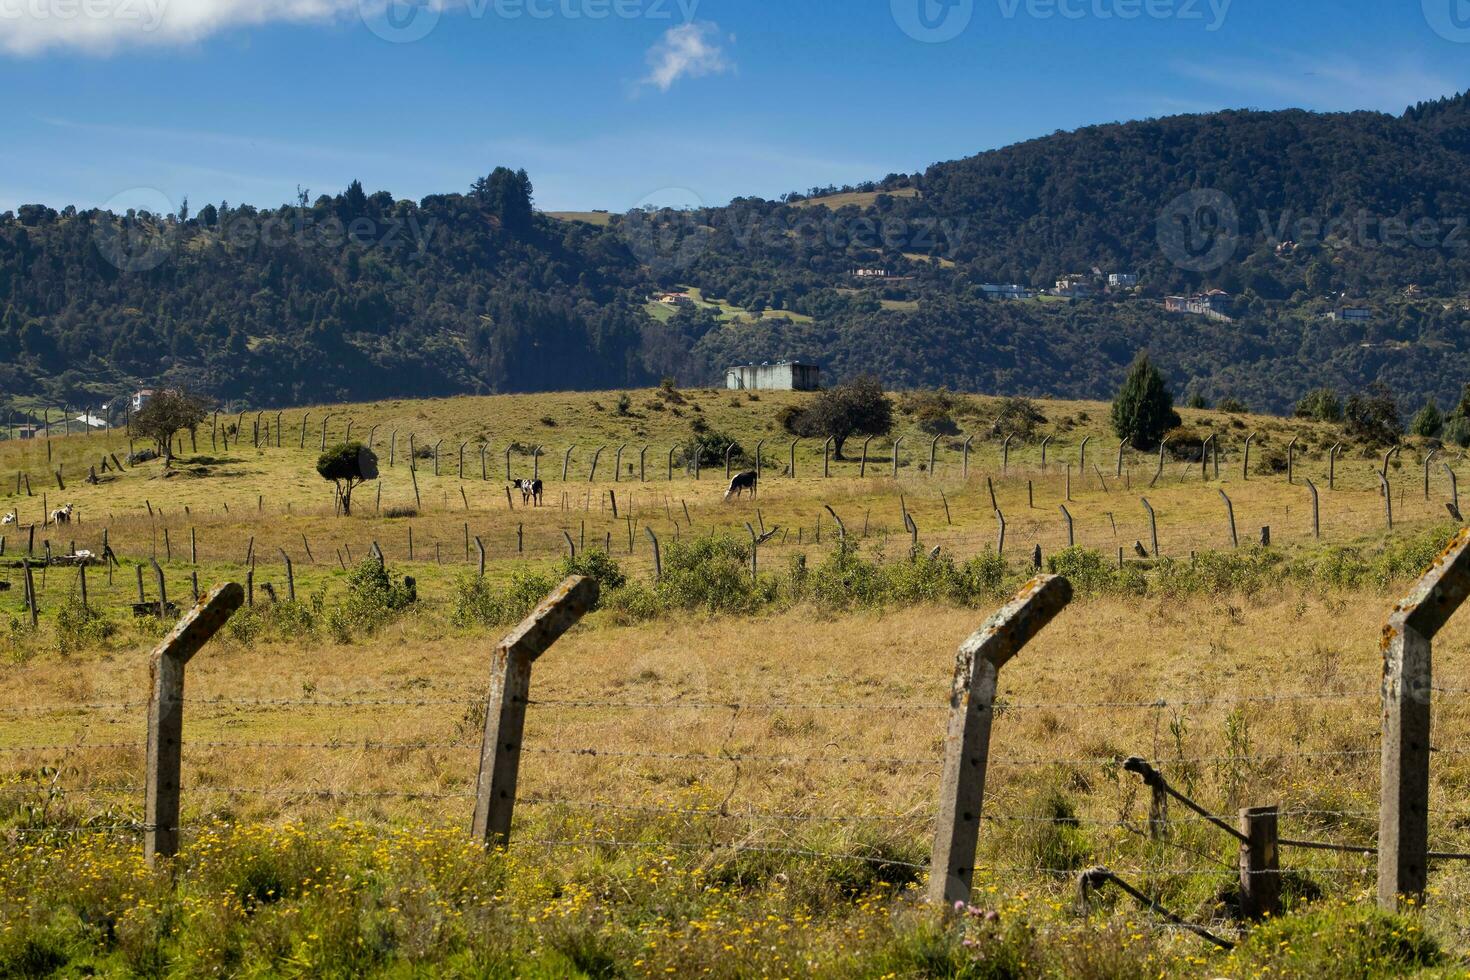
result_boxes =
[0,510,15,526]
[724,470,757,501]
[50,503,74,526]
[516,479,544,507]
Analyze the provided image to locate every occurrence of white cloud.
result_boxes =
[0,0,385,56]
[640,20,730,93]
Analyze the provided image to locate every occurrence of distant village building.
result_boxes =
[1325,307,1372,323]
[726,361,821,392]
[74,412,108,429]
[1054,274,1095,298]
[853,268,892,279]
[1108,272,1138,289]
[131,389,156,412]
[656,292,693,306]
[980,283,1034,300]
[14,425,39,440]
[1164,290,1234,320]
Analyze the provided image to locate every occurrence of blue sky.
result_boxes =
[1,0,1466,214]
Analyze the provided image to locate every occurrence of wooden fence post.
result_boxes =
[144,583,245,866]
[1379,527,1470,911]
[1218,489,1238,549]
[1239,806,1281,919]
[472,576,600,846]
[928,575,1073,906]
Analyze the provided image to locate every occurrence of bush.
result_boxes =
[1442,415,1470,448]
[1216,396,1249,414]
[990,396,1046,439]
[1295,387,1343,422]
[1344,384,1402,446]
[327,559,415,641]
[450,569,556,627]
[1410,399,1444,438]
[555,550,627,594]
[52,596,114,654]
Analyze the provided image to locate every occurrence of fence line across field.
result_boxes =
[3,527,1470,940]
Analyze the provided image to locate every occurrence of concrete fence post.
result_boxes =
[1141,497,1159,557]
[614,444,626,483]
[892,437,904,479]
[860,436,874,478]
[789,439,799,479]
[1040,435,1053,470]
[1328,442,1340,490]
[564,446,576,482]
[755,439,767,483]
[1379,470,1394,529]
[1446,463,1460,518]
[1201,435,1214,481]
[928,575,1073,906]
[1150,440,1168,489]
[640,445,648,482]
[962,436,974,480]
[1287,437,1299,485]
[1060,505,1074,548]
[144,583,245,866]
[667,446,676,482]
[588,446,605,482]
[1424,450,1439,501]
[823,437,833,478]
[279,549,294,602]
[1117,439,1126,479]
[1218,489,1238,549]
[646,527,661,580]
[932,435,943,477]
[724,444,735,480]
[1079,436,1091,477]
[471,576,599,847]
[1002,435,1013,475]
[1379,528,1470,910]
[1243,432,1256,480]
[1306,478,1321,539]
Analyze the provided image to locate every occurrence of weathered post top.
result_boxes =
[149,582,245,670]
[954,574,1074,677]
[497,574,600,663]
[1386,527,1470,640]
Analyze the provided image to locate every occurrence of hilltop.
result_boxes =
[3,93,1470,415]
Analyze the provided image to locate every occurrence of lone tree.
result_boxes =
[786,375,893,459]
[1111,353,1181,449]
[129,389,209,467]
[317,441,379,516]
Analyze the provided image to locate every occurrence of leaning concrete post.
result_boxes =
[564,446,575,481]
[1149,440,1167,489]
[1059,505,1074,547]
[472,575,599,847]
[1218,489,1238,549]
[928,575,1073,906]
[1079,436,1090,477]
[1117,439,1126,479]
[1306,478,1320,539]
[145,583,245,866]
[1446,463,1460,517]
[645,527,661,580]
[589,446,604,482]
[1379,528,1470,911]
[1141,497,1159,557]
[1243,432,1255,480]
[1040,435,1052,469]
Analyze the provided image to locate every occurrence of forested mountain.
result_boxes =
[3,92,1470,416]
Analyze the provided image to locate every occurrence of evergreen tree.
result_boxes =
[1411,399,1444,438]
[1111,353,1180,449]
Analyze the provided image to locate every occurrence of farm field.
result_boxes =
[1,385,1468,977]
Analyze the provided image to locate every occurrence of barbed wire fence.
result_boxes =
[5,532,1470,946]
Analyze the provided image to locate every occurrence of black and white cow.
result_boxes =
[515,479,544,507]
[0,510,15,526]
[49,503,73,525]
[724,470,757,501]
